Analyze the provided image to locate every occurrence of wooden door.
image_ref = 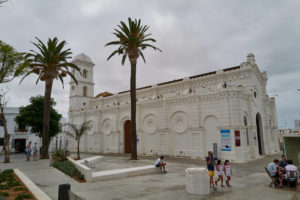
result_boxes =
[256,114,263,155]
[124,120,131,153]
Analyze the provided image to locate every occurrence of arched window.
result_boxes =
[83,69,87,78]
[244,116,249,146]
[83,86,87,97]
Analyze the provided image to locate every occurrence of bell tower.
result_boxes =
[69,53,95,113]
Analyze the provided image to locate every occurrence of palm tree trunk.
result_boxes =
[1,107,10,163]
[77,140,80,160]
[40,78,53,159]
[130,60,137,160]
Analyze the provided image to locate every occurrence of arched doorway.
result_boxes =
[203,116,218,154]
[256,113,264,155]
[124,120,131,154]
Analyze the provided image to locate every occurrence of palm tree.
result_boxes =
[105,18,161,159]
[63,121,92,160]
[20,37,80,159]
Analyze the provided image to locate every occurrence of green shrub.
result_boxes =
[0,184,10,189]
[0,191,8,197]
[14,186,25,191]
[8,181,21,187]
[52,149,67,162]
[2,169,13,175]
[53,160,84,181]
[14,193,31,200]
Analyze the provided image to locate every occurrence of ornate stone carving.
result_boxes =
[87,120,95,136]
[143,114,158,134]
[170,111,189,134]
[102,119,112,136]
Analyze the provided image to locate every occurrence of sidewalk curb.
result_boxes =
[14,168,51,200]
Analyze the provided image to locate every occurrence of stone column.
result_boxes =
[185,167,210,195]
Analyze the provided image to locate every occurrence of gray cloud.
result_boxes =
[1,0,300,128]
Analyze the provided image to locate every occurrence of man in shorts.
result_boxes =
[206,151,217,189]
[267,159,280,186]
[155,156,167,173]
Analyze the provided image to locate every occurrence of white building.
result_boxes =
[0,107,40,152]
[49,117,68,153]
[68,53,280,161]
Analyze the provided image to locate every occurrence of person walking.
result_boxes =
[25,141,32,161]
[33,142,39,161]
[224,160,233,187]
[206,151,217,189]
[215,159,224,187]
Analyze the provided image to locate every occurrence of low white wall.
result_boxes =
[67,157,92,181]
[91,166,160,181]
[14,169,51,200]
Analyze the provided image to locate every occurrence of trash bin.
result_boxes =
[185,167,210,195]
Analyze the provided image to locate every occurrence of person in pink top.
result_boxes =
[224,160,232,187]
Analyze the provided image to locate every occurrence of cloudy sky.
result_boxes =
[0,0,299,128]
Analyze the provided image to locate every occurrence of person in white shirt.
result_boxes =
[279,160,298,187]
[155,156,167,173]
[285,160,298,185]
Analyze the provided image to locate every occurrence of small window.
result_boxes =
[244,116,248,126]
[0,119,3,126]
[0,138,4,146]
[244,116,249,146]
[83,69,87,78]
[83,86,87,97]
[71,85,75,91]
[254,91,257,98]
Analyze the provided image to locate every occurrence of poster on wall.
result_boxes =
[235,130,241,147]
[220,130,231,151]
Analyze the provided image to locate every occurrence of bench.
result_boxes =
[91,165,160,181]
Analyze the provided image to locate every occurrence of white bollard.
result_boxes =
[185,167,210,195]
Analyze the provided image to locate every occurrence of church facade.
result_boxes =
[68,53,280,161]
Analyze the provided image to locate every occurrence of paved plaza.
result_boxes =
[0,153,299,200]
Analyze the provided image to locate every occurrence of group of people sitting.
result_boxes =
[267,155,299,188]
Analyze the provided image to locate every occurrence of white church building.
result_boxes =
[68,53,280,161]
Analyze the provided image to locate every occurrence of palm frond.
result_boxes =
[106,17,161,65]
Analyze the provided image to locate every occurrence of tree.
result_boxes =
[0,40,26,163]
[15,95,62,141]
[20,37,80,159]
[0,40,25,83]
[0,0,7,6]
[63,121,92,160]
[0,89,10,163]
[105,18,161,159]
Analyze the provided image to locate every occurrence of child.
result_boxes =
[224,160,232,187]
[33,142,39,161]
[25,141,32,161]
[155,156,167,173]
[215,159,224,187]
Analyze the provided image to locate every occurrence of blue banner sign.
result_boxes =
[220,130,231,151]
